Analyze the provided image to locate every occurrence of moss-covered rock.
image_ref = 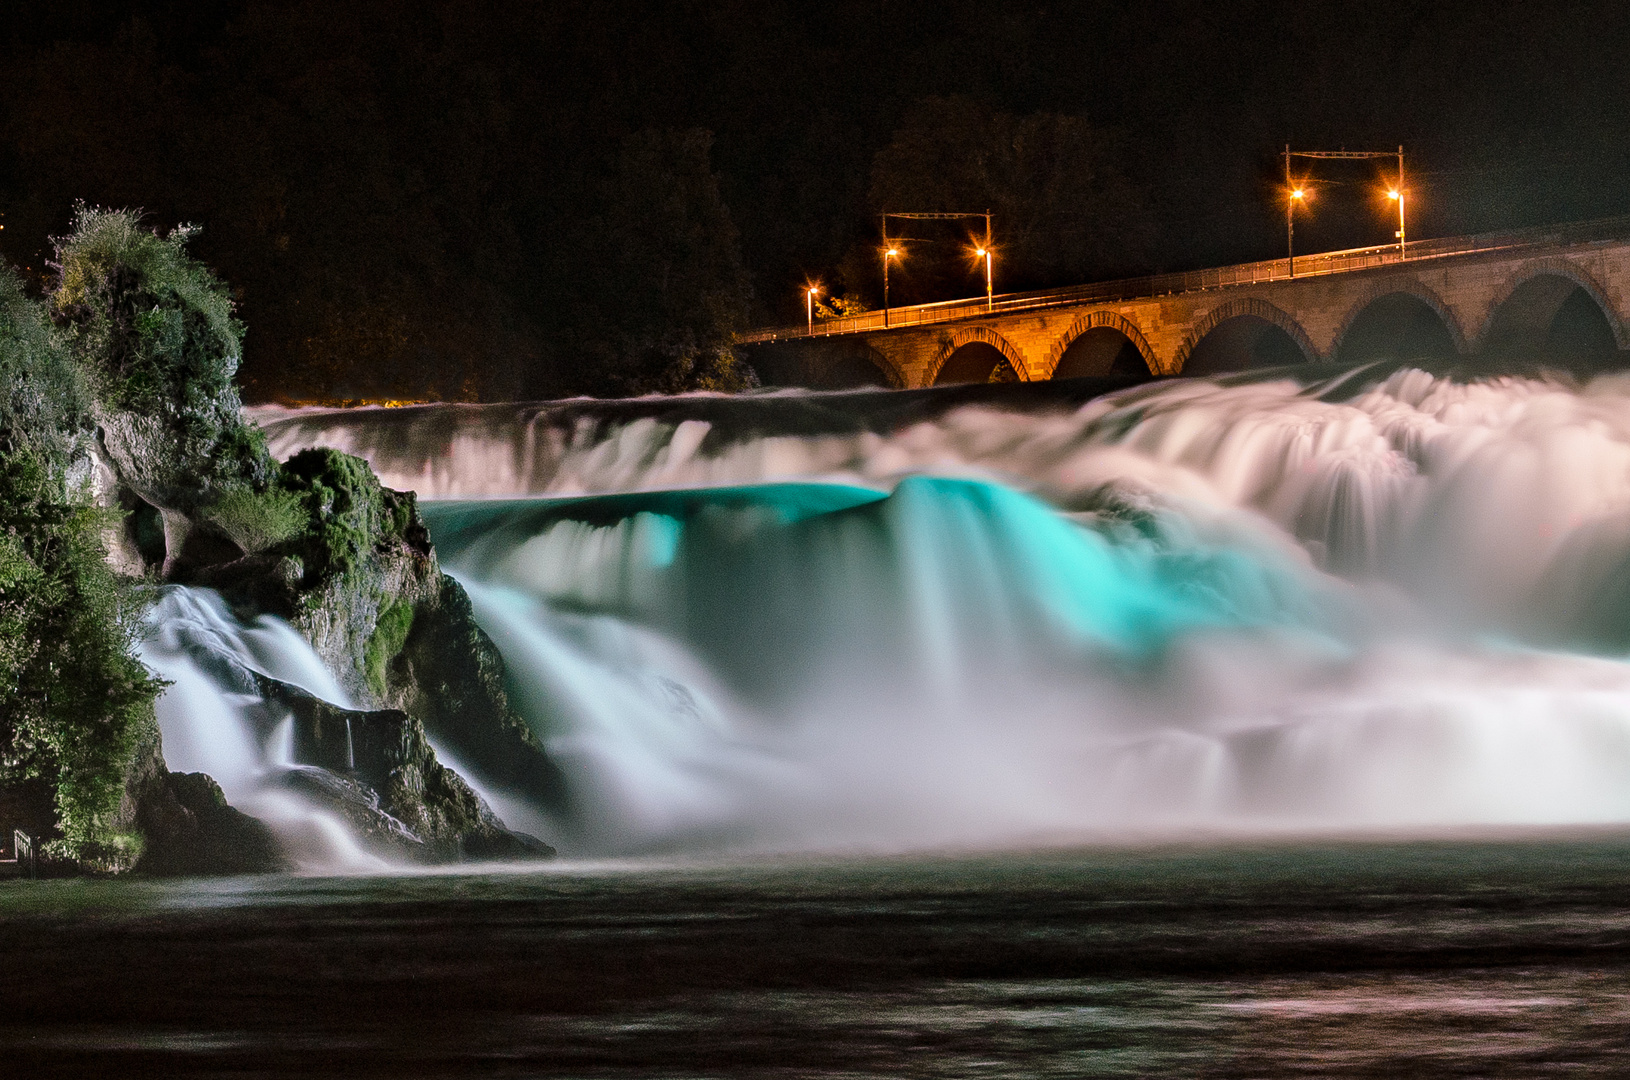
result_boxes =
[185,447,439,703]
[195,448,563,823]
[52,207,273,518]
[0,211,561,875]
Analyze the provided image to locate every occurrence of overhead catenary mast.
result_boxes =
[1282,145,1409,270]
[880,211,996,313]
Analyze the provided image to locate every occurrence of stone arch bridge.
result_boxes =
[741,218,1630,388]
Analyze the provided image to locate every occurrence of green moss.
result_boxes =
[364,599,415,699]
[275,447,413,582]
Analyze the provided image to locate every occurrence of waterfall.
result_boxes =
[140,588,391,871]
[224,368,1630,854]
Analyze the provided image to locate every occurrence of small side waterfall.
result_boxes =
[140,588,390,870]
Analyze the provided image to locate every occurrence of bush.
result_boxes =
[51,206,272,501]
[0,448,164,864]
[205,486,308,554]
[0,264,89,467]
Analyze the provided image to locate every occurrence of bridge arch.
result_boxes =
[822,340,906,389]
[1475,259,1628,367]
[758,336,906,389]
[1044,310,1159,378]
[1334,279,1467,364]
[1172,298,1318,375]
[927,327,1031,385]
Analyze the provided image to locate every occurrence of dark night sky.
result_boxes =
[4,1,1630,399]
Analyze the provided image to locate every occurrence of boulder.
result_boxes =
[124,730,287,877]
[259,674,555,863]
[382,575,570,819]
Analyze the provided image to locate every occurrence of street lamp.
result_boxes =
[974,246,992,311]
[1287,187,1305,277]
[1283,144,1407,268]
[882,247,900,327]
[806,285,820,334]
[1388,186,1406,259]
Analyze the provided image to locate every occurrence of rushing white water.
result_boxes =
[239,368,1630,854]
[140,588,389,870]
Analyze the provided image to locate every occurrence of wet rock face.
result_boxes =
[124,737,287,878]
[275,767,424,852]
[187,455,568,831]
[39,209,558,874]
[382,575,571,820]
[94,434,561,872]
[263,675,555,863]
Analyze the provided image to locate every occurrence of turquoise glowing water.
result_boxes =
[416,470,1630,855]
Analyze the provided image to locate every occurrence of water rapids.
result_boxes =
[157,365,1630,856]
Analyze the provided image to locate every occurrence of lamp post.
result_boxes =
[1387,188,1406,259]
[974,246,992,311]
[883,247,899,327]
[806,286,819,334]
[1388,144,1407,259]
[1282,145,1407,268]
[1286,187,1304,277]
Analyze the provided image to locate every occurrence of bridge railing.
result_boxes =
[742,214,1630,344]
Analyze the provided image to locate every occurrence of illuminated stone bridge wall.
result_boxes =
[745,227,1630,388]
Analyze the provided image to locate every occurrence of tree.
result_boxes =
[544,128,757,397]
[866,96,1153,300]
[0,262,161,867]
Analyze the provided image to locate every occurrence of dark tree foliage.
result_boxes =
[0,263,162,866]
[866,97,1153,300]
[6,1,1630,394]
[544,129,756,398]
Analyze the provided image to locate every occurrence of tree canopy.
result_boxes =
[863,97,1152,304]
[6,1,1630,399]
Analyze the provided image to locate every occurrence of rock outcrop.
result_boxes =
[107,447,564,872]
[262,675,554,862]
[2,209,559,876]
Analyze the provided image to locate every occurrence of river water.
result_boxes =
[14,366,1630,1073]
[3,839,1630,1077]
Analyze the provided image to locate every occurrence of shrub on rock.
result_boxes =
[51,205,273,512]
